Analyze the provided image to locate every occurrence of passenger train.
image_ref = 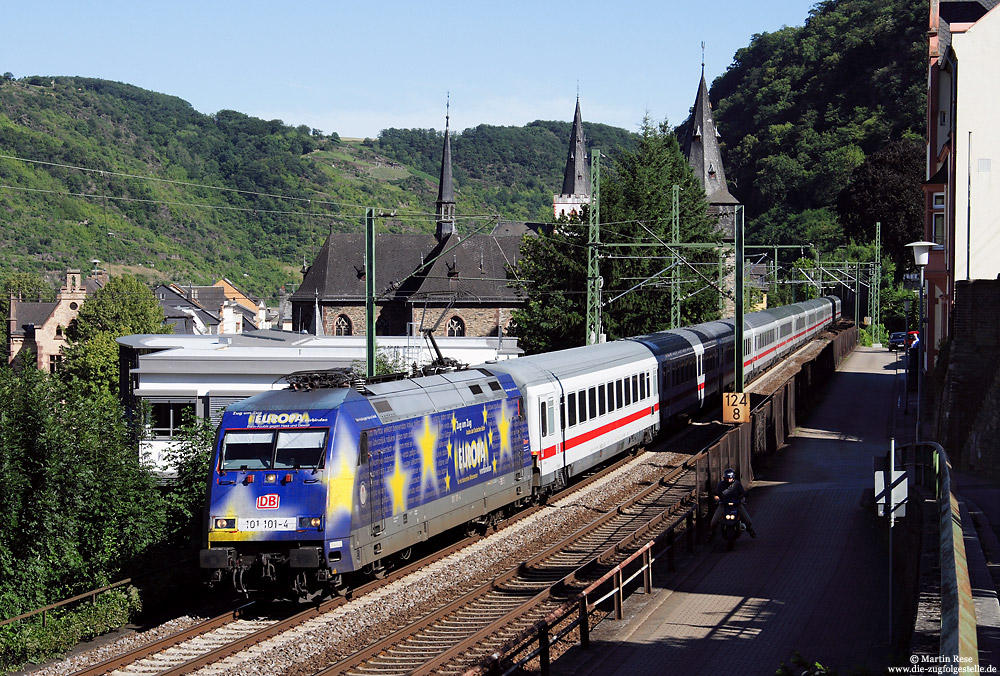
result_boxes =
[200,296,841,598]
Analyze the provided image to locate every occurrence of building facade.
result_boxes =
[8,269,105,372]
[922,0,1000,369]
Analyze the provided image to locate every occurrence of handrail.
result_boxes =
[900,440,979,667]
[0,578,134,629]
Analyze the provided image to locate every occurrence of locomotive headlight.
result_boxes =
[725,513,736,521]
[299,516,322,529]
[264,473,277,484]
[214,518,236,529]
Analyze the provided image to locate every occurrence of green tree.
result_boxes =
[711,0,927,265]
[160,412,215,550]
[836,138,924,272]
[511,118,719,353]
[599,118,720,338]
[60,274,170,395]
[0,365,163,615]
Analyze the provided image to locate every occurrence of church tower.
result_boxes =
[553,97,590,219]
[683,65,739,241]
[683,60,742,315]
[436,99,456,240]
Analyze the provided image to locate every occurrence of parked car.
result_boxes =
[888,332,907,351]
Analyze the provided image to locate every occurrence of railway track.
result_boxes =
[60,452,649,676]
[315,463,698,676]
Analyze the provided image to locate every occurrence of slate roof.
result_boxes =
[155,285,219,334]
[9,302,58,336]
[292,228,527,306]
[561,98,589,196]
[683,70,739,209]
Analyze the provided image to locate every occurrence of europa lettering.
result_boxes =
[457,436,489,472]
[251,412,311,426]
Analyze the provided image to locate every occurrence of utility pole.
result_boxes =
[586,150,602,345]
[735,205,745,393]
[872,221,882,345]
[365,207,376,377]
[671,184,681,329]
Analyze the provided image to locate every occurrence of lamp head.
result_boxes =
[906,241,936,267]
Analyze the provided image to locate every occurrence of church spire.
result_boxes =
[682,53,739,244]
[436,94,456,240]
[561,96,589,196]
[553,96,591,219]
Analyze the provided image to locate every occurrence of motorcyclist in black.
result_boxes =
[706,468,756,540]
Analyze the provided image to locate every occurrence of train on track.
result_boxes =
[200,296,841,599]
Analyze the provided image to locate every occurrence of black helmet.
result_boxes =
[723,468,736,482]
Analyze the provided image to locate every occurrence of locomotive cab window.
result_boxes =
[274,430,327,469]
[220,431,274,470]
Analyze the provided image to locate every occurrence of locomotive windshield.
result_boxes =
[220,429,328,471]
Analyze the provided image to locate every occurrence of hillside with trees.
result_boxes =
[0,76,637,301]
[709,0,927,268]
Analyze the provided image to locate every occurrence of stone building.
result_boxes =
[290,109,538,339]
[8,269,105,372]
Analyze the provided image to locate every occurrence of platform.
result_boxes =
[552,346,897,675]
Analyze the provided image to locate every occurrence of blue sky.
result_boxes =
[4,1,819,139]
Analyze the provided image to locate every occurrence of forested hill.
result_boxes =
[709,0,927,264]
[0,76,636,300]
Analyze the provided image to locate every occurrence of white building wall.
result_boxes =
[952,8,1000,281]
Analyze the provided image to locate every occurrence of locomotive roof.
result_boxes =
[362,368,510,424]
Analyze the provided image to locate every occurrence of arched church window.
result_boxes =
[335,315,352,336]
[447,316,465,337]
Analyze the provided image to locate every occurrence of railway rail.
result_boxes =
[317,463,699,676]
[57,452,650,676]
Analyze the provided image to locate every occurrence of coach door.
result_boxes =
[694,343,706,407]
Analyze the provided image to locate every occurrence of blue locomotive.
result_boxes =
[200,296,840,598]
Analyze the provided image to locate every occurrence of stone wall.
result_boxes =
[934,279,1000,471]
[321,304,516,338]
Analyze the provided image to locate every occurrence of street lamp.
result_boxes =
[903,296,911,414]
[906,241,935,443]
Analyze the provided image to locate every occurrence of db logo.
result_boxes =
[256,494,280,509]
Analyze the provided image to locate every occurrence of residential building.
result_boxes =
[922,0,1000,369]
[7,269,105,372]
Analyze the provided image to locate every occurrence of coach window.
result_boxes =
[624,377,632,407]
[639,372,646,400]
[578,390,587,423]
[588,387,597,419]
[547,400,556,436]
[148,399,196,439]
[616,379,624,408]
[633,374,640,400]
[540,402,548,437]
[567,392,577,426]
[598,385,606,416]
[607,382,615,411]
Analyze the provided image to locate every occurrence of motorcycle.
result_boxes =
[721,499,747,551]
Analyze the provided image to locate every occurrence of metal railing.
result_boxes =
[0,578,134,629]
[901,440,979,667]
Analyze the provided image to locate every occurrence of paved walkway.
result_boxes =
[553,347,896,675]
